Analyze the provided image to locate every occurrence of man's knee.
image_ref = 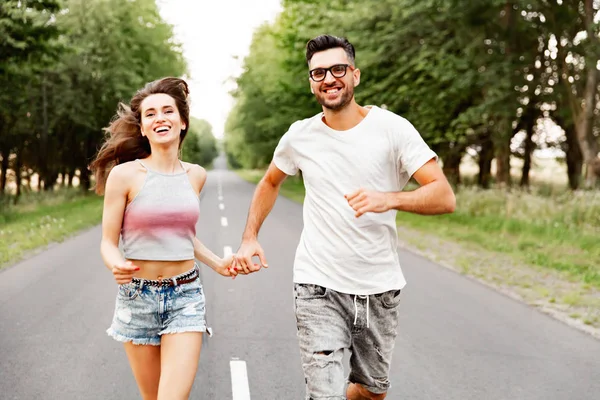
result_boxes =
[303,349,346,399]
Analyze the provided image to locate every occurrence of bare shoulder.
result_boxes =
[108,161,142,181]
[105,161,144,192]
[182,162,207,192]
[182,162,206,179]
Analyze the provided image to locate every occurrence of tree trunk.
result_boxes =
[494,1,515,189]
[520,104,537,188]
[0,149,8,195]
[14,148,22,204]
[442,150,463,186]
[80,166,90,192]
[495,139,511,188]
[574,0,599,188]
[80,133,95,192]
[520,131,534,188]
[478,138,494,189]
[577,67,599,187]
[564,124,583,190]
[43,172,58,191]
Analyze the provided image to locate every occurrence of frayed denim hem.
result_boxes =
[160,325,213,337]
[106,328,161,346]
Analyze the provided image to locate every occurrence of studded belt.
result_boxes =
[131,267,199,287]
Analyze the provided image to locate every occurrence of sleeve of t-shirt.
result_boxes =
[395,117,438,177]
[272,125,299,176]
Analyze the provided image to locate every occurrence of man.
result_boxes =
[234,34,456,400]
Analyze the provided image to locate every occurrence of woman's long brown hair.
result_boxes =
[89,77,190,194]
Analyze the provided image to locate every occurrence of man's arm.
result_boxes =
[387,158,455,214]
[346,158,455,217]
[242,162,288,240]
[234,162,289,272]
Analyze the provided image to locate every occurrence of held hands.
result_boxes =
[214,254,238,279]
[232,238,268,276]
[345,188,390,218]
[112,261,140,284]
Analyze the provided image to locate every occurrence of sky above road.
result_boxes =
[157,0,283,139]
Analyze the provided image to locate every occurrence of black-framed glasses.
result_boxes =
[309,64,352,82]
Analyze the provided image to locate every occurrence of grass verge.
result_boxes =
[0,189,104,268]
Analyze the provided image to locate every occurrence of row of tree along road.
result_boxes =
[0,0,217,204]
[225,0,600,190]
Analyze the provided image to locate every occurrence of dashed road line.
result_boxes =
[230,358,251,400]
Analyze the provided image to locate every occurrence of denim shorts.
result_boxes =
[294,283,402,399]
[107,266,212,346]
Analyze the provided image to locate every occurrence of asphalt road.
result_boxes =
[1,156,599,400]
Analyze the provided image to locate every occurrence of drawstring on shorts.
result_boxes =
[353,294,369,328]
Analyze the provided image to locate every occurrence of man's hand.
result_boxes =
[234,239,268,274]
[345,188,390,218]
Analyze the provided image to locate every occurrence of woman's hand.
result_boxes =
[112,261,140,284]
[215,255,258,279]
[214,255,237,278]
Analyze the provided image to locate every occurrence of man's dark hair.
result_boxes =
[305,35,355,66]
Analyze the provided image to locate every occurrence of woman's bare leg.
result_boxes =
[123,343,162,400]
[157,332,203,400]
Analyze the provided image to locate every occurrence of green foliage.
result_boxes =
[181,118,218,167]
[0,0,187,199]
[225,0,600,189]
[0,0,62,68]
[224,3,344,169]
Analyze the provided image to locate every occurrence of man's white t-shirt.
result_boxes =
[273,106,437,295]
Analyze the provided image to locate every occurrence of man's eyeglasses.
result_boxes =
[309,64,353,82]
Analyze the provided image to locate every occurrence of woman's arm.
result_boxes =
[193,237,233,276]
[187,163,235,277]
[100,164,139,283]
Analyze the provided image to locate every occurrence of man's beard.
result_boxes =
[315,85,354,111]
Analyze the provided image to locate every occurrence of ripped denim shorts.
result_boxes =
[294,283,402,399]
[106,265,212,345]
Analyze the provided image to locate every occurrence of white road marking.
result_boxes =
[221,217,228,227]
[219,203,225,210]
[218,196,224,201]
[223,246,232,257]
[230,358,251,400]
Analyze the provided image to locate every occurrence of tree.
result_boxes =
[181,118,218,167]
[225,0,600,190]
[0,0,62,198]
[0,0,188,202]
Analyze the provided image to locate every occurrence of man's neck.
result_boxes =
[321,101,370,131]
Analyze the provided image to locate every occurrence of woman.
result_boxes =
[90,77,237,400]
